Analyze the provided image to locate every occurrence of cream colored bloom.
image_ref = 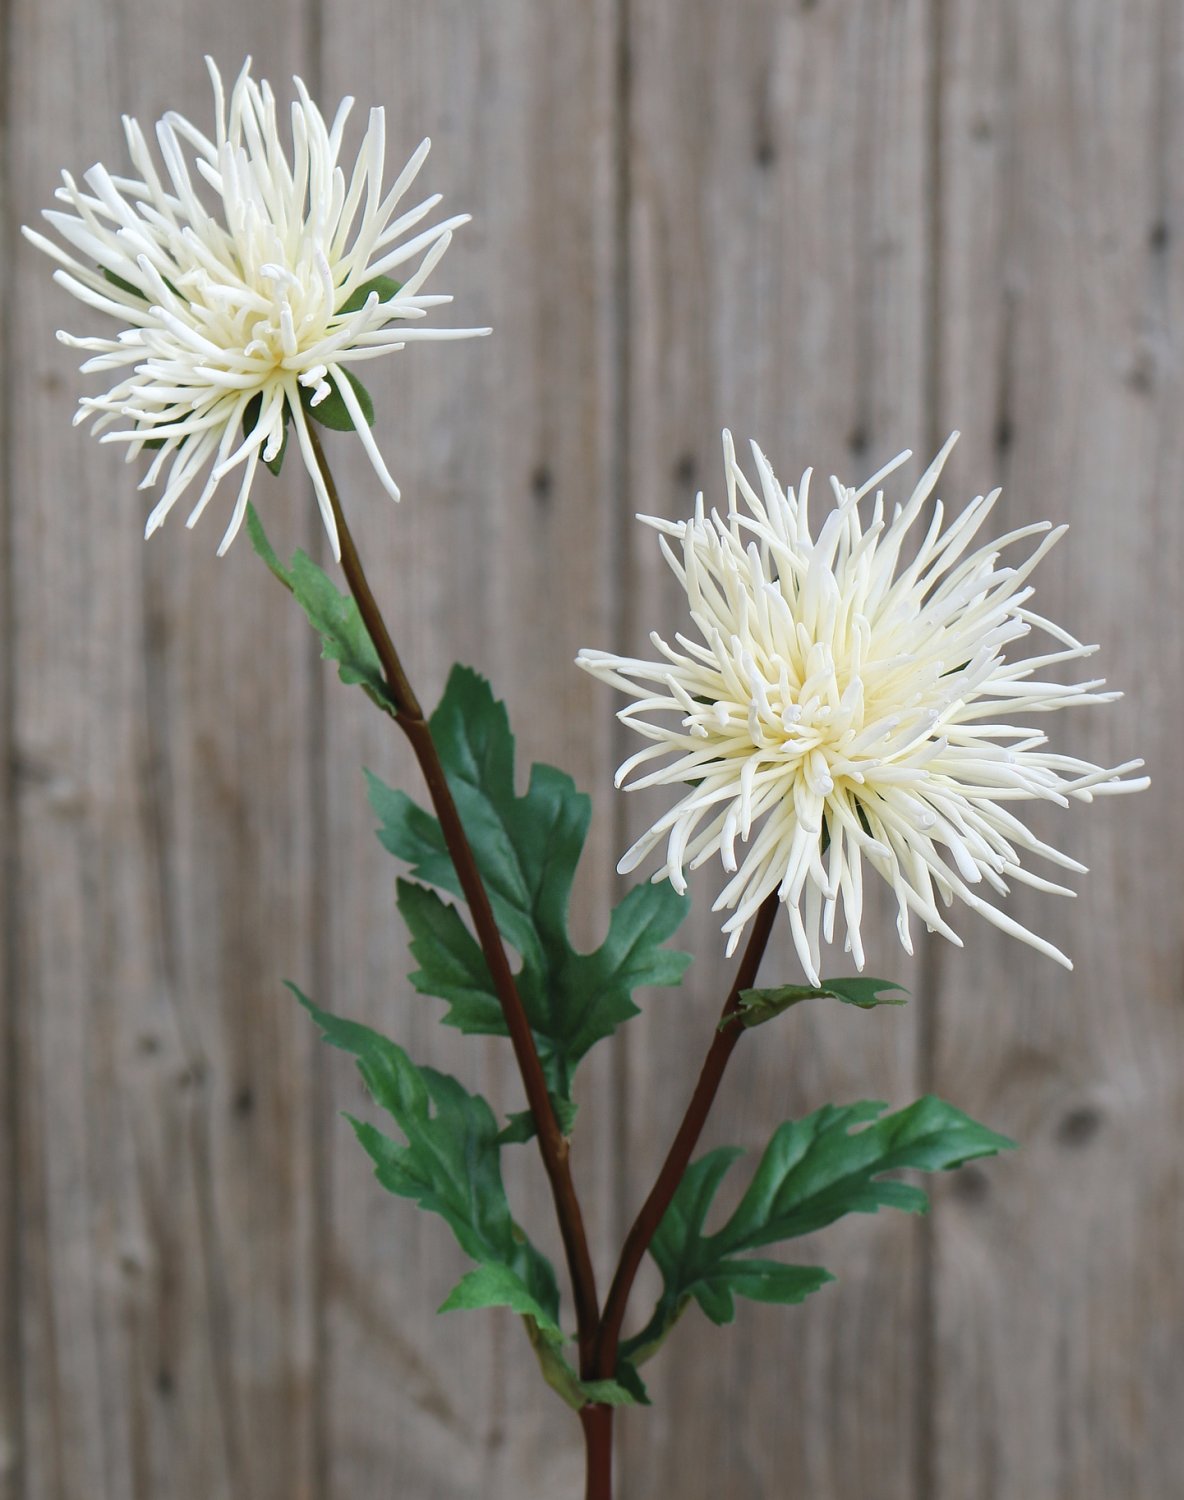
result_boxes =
[25,57,488,557]
[578,432,1147,981]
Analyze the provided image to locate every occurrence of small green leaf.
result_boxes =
[522,1319,648,1412]
[439,1263,561,1338]
[735,976,908,1029]
[370,666,692,1125]
[497,1096,579,1145]
[496,1110,540,1147]
[687,1260,835,1325]
[246,506,394,716]
[295,986,561,1330]
[635,1097,1014,1345]
[243,393,290,477]
[302,368,375,431]
[337,274,403,315]
[611,1359,651,1406]
[576,1379,640,1408]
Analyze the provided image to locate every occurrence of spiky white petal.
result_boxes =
[25,57,490,557]
[578,431,1147,982]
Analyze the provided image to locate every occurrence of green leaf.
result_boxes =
[611,1358,651,1406]
[294,986,561,1330]
[242,393,290,476]
[370,666,692,1124]
[439,1263,561,1338]
[631,1097,1014,1348]
[523,1318,648,1412]
[246,506,395,716]
[337,274,403,315]
[498,1097,578,1145]
[397,879,505,1034]
[302,367,375,431]
[736,976,908,1029]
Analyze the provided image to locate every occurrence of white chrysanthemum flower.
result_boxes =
[24,57,488,557]
[578,431,1147,982]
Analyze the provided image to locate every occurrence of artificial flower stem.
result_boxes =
[307,424,602,1367]
[579,1402,614,1500]
[592,891,780,1382]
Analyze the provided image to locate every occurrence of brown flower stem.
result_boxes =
[306,425,600,1367]
[579,1403,614,1500]
[592,892,780,1380]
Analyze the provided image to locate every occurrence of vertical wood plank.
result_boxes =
[618,3,932,1495]
[930,2,1184,1496]
[8,17,321,1500]
[316,4,621,1496]
[0,7,19,1492]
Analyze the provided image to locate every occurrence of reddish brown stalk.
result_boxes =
[592,893,780,1381]
[307,425,600,1365]
[579,1403,614,1500]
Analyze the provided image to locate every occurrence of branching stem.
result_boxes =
[592,893,780,1381]
[303,432,783,1499]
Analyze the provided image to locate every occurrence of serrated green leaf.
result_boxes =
[634,1097,1014,1343]
[303,367,375,431]
[439,1263,561,1337]
[577,1379,641,1408]
[294,986,560,1330]
[498,1096,578,1145]
[398,880,504,1034]
[369,666,692,1123]
[736,976,908,1028]
[337,274,403,314]
[496,1110,541,1146]
[247,506,395,716]
[611,1358,651,1406]
[688,1260,835,1325]
[242,393,290,476]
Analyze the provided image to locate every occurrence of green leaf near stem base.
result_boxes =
[370,665,692,1132]
[525,1318,650,1412]
[734,976,908,1029]
[294,986,562,1333]
[622,1097,1015,1362]
[246,506,396,716]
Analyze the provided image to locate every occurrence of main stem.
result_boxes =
[580,1405,613,1500]
[593,893,780,1381]
[307,427,600,1365]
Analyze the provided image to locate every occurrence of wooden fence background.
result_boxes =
[2,2,1181,1497]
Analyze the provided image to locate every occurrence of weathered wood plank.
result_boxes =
[929,3,1184,1496]
[316,4,622,1496]
[8,19,321,1500]
[617,3,932,1494]
[0,17,18,1497]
